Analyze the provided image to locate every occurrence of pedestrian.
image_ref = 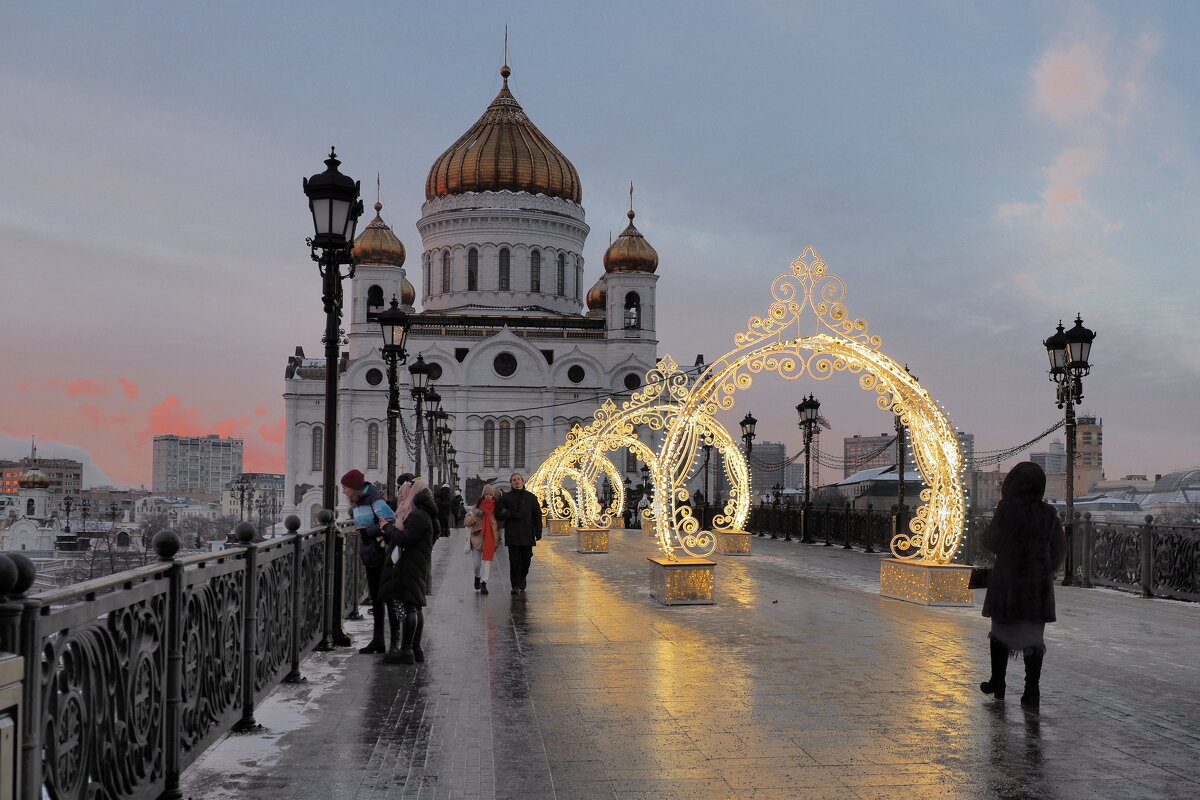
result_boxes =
[434,483,453,537]
[452,489,467,528]
[378,477,437,665]
[464,483,500,594]
[495,472,542,597]
[979,461,1066,710]
[340,469,394,655]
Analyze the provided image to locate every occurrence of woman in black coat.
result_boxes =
[979,461,1066,709]
[378,479,437,665]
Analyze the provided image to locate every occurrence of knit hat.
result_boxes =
[340,469,366,490]
[396,472,416,487]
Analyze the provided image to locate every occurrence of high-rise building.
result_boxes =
[1076,415,1104,493]
[152,435,243,496]
[844,430,974,478]
[747,441,787,497]
[1031,440,1066,474]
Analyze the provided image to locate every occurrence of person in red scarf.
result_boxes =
[464,483,500,595]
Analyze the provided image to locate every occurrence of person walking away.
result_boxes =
[452,489,467,529]
[979,461,1066,710]
[340,469,395,655]
[435,484,453,537]
[378,478,437,664]
[465,484,500,594]
[495,472,542,597]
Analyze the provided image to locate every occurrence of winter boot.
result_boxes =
[479,581,489,595]
[1021,649,1044,710]
[382,606,403,662]
[359,605,386,654]
[411,609,425,663]
[474,575,481,590]
[385,611,417,665]
[979,636,1008,700]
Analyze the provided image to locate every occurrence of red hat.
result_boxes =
[340,469,366,490]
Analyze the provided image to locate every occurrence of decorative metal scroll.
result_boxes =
[538,249,965,563]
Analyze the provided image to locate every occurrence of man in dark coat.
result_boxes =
[495,472,542,597]
[434,484,453,536]
[341,469,394,654]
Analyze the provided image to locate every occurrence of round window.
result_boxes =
[427,362,443,381]
[567,365,585,384]
[624,373,641,390]
[494,352,518,377]
[365,368,383,386]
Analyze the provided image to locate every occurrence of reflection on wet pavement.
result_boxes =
[181,529,1200,800]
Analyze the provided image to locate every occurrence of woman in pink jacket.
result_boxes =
[464,484,500,595]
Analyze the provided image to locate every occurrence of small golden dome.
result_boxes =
[603,211,658,273]
[400,276,416,307]
[353,202,407,266]
[18,469,51,490]
[585,278,607,311]
[426,65,582,204]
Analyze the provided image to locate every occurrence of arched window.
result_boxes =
[530,250,541,292]
[367,284,385,309]
[514,420,526,468]
[367,423,380,470]
[575,258,583,300]
[468,248,479,291]
[624,291,641,330]
[311,425,323,472]
[557,253,566,295]
[424,259,431,297]
[499,420,511,468]
[116,530,130,548]
[499,248,511,291]
[442,250,451,293]
[626,449,638,474]
[27,498,35,516]
[483,420,495,467]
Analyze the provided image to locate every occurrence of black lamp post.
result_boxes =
[796,393,820,543]
[304,147,363,650]
[424,387,442,482]
[375,296,411,504]
[739,412,757,454]
[408,354,431,477]
[640,463,651,501]
[62,495,73,534]
[701,441,712,529]
[1044,314,1096,587]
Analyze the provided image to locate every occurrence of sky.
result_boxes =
[2,0,1198,489]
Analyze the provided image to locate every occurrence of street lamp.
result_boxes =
[304,147,363,650]
[1044,314,1096,587]
[375,296,412,504]
[408,354,431,477]
[796,393,821,543]
[701,440,713,529]
[640,463,651,501]
[739,412,757,454]
[62,495,73,534]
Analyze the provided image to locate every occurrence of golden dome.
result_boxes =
[603,211,658,273]
[18,469,51,490]
[585,278,607,311]
[353,202,406,266]
[400,276,416,307]
[425,65,582,204]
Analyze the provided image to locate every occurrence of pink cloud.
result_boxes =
[118,378,139,399]
[1033,42,1108,124]
[259,417,286,445]
[145,395,205,438]
[66,378,110,397]
[15,379,62,393]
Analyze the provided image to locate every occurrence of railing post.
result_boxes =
[843,502,853,549]
[155,530,184,800]
[1079,513,1094,588]
[823,504,832,547]
[864,504,875,553]
[316,509,336,651]
[283,516,306,684]
[1140,514,1154,599]
[0,554,28,800]
[234,522,263,732]
[11,555,42,800]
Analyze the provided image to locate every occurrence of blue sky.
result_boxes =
[2,1,1198,486]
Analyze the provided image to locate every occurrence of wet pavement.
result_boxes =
[181,529,1200,799]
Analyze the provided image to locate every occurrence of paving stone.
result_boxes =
[181,530,1200,800]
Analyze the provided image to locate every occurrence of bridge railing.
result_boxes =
[743,503,1199,600]
[0,513,369,800]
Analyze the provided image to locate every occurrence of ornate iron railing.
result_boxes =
[742,504,1199,599]
[0,513,370,800]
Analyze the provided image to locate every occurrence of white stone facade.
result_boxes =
[283,191,661,522]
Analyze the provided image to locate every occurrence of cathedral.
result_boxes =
[283,63,662,521]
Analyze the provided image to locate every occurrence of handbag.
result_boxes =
[968,566,990,589]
